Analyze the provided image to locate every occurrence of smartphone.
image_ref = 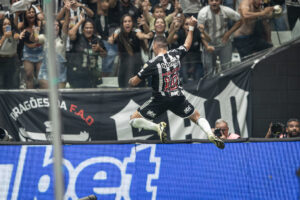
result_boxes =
[6,25,11,32]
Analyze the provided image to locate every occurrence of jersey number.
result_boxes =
[164,74,178,91]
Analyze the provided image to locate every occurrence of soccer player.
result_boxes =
[128,16,225,149]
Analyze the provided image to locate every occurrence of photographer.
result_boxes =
[213,119,240,139]
[265,122,286,138]
[265,118,300,138]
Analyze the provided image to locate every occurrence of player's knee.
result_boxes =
[194,111,200,119]
[189,110,200,123]
[130,111,142,120]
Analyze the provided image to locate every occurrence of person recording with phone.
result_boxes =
[0,17,20,89]
[213,119,241,139]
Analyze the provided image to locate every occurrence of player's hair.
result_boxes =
[153,36,168,50]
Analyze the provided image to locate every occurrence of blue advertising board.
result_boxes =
[0,142,299,199]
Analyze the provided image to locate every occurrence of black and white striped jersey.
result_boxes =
[137,45,188,97]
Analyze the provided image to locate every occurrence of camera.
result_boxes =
[270,122,284,137]
[214,128,222,137]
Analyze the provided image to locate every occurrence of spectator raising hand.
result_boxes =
[65,0,71,10]
[169,16,205,83]
[109,14,148,88]
[137,15,150,33]
[68,18,106,88]
[70,0,94,17]
[233,0,274,59]
[20,6,44,89]
[57,0,93,34]
[37,7,71,89]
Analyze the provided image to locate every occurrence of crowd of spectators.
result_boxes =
[0,0,296,89]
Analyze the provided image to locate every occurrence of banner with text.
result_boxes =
[0,66,251,141]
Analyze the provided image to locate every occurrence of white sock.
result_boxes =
[197,118,214,138]
[129,118,159,132]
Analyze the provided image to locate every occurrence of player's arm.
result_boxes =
[183,16,197,51]
[129,75,142,87]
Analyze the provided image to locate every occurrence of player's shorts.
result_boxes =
[138,95,195,120]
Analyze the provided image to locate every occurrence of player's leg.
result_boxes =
[129,110,167,143]
[169,97,224,149]
[189,110,213,137]
[130,111,161,132]
[189,110,225,149]
[168,96,213,138]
